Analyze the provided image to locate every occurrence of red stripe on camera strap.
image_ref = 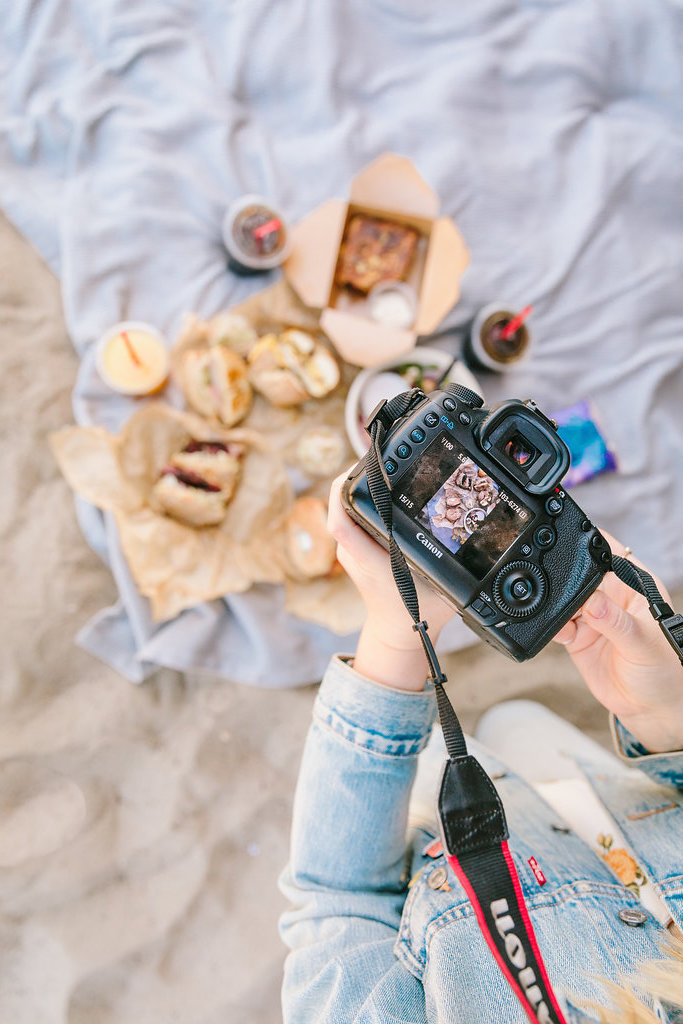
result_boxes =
[435,748,568,1024]
[444,843,567,1024]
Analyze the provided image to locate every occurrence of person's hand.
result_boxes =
[328,472,458,691]
[553,532,683,753]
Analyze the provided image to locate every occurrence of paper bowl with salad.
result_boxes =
[344,347,481,457]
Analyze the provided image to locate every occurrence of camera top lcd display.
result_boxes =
[396,432,533,580]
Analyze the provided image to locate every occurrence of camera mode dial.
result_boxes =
[444,384,484,408]
[493,561,547,618]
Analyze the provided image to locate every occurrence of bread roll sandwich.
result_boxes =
[151,440,244,527]
[180,347,252,426]
[248,329,339,407]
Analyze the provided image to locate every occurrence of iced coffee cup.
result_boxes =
[222,195,291,276]
[465,303,532,372]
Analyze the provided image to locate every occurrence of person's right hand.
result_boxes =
[553,532,683,753]
[327,471,458,692]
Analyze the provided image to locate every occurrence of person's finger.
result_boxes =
[327,471,361,545]
[553,618,578,645]
[327,470,391,570]
[580,589,657,659]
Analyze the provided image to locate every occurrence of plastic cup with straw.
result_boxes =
[465,303,533,372]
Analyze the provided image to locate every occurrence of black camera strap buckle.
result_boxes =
[363,398,392,436]
[654,611,683,664]
[612,555,683,665]
[412,620,447,686]
[364,389,426,439]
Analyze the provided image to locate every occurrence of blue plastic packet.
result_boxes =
[551,400,618,488]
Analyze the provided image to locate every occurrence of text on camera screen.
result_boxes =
[396,432,532,579]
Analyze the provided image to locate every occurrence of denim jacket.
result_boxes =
[280,656,683,1024]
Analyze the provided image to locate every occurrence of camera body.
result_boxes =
[342,384,612,662]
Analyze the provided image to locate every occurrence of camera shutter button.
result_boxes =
[445,384,484,408]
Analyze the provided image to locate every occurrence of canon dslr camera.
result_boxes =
[342,384,612,662]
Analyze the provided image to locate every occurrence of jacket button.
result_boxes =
[427,866,448,890]
[618,907,648,927]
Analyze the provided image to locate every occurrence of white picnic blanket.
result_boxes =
[1,0,682,684]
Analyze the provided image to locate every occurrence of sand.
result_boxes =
[2,208,680,1023]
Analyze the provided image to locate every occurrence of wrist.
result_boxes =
[617,704,683,754]
[354,620,435,692]
[361,611,441,655]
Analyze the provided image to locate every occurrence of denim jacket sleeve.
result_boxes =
[279,655,437,1024]
[611,715,683,790]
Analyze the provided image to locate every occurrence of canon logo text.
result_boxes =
[490,898,552,1023]
[416,532,443,558]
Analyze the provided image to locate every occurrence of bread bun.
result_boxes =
[296,426,347,477]
[205,312,257,351]
[181,347,252,426]
[248,329,339,407]
[284,496,337,579]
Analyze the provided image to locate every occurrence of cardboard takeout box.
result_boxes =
[284,153,470,368]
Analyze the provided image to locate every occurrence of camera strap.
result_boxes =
[609,557,683,665]
[365,392,569,1024]
[364,390,683,1023]
[364,390,683,1024]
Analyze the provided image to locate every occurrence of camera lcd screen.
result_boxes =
[397,432,533,580]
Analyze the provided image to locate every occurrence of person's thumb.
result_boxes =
[581,590,651,657]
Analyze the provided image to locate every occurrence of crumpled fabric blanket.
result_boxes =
[1,0,682,684]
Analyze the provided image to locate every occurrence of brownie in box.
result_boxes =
[283,153,470,368]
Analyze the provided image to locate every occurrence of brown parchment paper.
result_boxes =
[171,280,367,634]
[50,403,293,622]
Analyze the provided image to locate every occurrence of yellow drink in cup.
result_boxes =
[96,321,170,396]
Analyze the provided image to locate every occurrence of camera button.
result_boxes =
[493,561,547,618]
[384,459,398,475]
[472,598,495,619]
[545,495,564,516]
[458,411,472,426]
[424,412,439,427]
[396,443,412,459]
[442,397,457,412]
[534,526,556,550]
[512,579,533,600]
[410,427,426,443]
[580,518,592,532]
[520,543,533,557]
